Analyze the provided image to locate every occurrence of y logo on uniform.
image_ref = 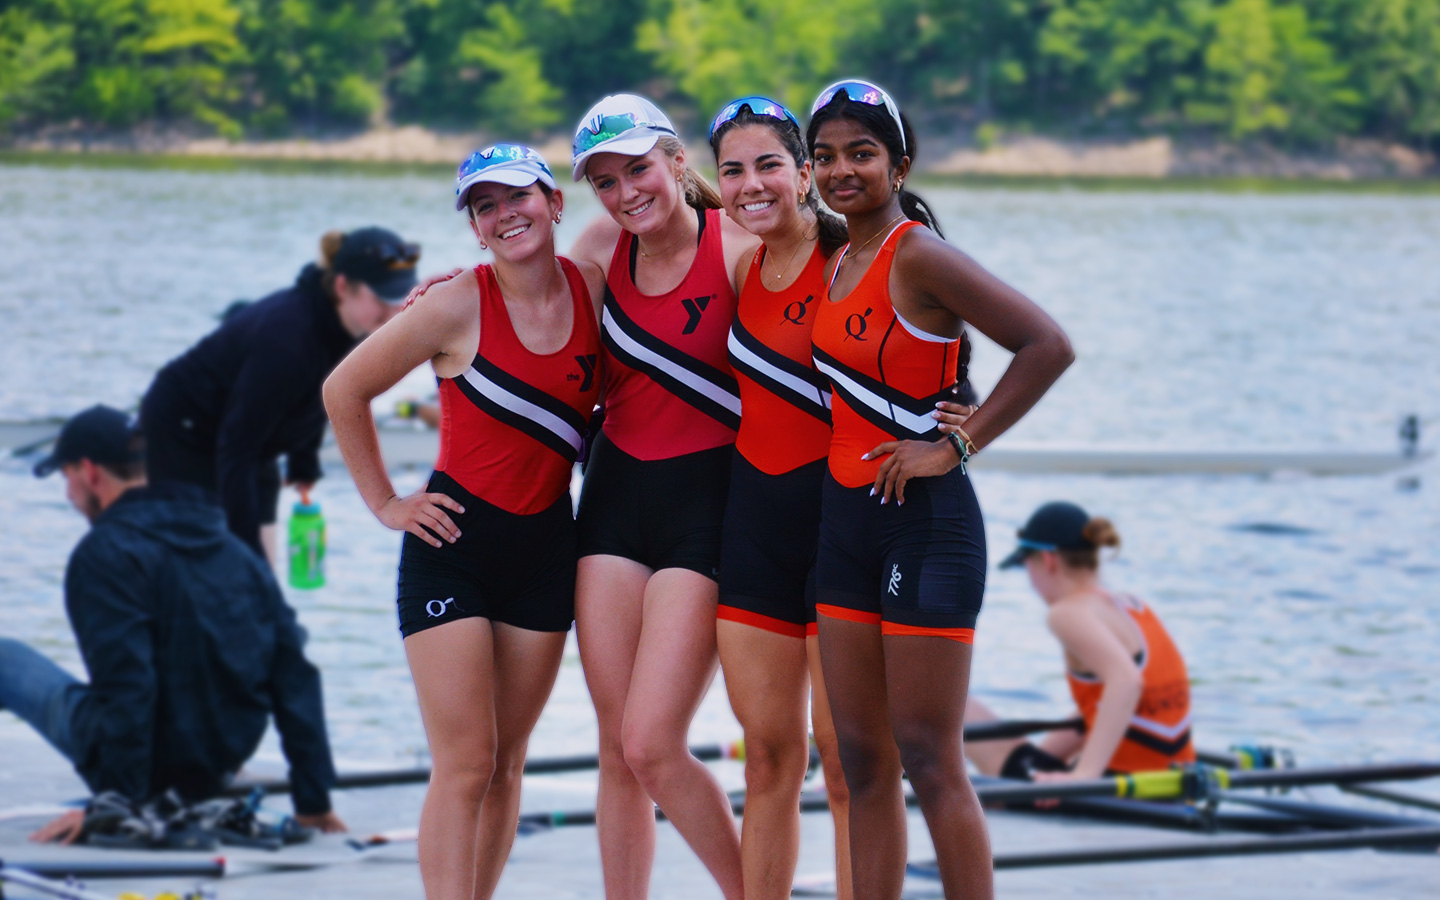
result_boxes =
[887,564,902,596]
[680,295,712,335]
[570,354,598,392]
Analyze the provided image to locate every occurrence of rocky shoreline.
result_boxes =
[4,125,1435,180]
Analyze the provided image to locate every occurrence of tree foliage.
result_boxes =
[0,0,1436,148]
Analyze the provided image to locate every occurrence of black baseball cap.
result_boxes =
[998,501,1093,569]
[332,227,420,303]
[33,405,143,478]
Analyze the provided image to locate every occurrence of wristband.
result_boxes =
[945,432,970,474]
[954,426,979,458]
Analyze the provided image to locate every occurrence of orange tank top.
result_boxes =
[600,206,740,460]
[1066,595,1196,773]
[434,257,601,514]
[728,244,832,475]
[810,220,962,488]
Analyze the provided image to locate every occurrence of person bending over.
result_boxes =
[964,502,1196,783]
[3,406,344,843]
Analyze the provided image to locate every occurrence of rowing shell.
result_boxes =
[3,421,1429,477]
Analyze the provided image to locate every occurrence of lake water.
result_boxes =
[1,159,1437,788]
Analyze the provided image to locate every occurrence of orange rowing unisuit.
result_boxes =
[810,220,963,488]
[728,243,832,475]
[1066,594,1196,773]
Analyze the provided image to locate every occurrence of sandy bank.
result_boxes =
[5,125,1435,180]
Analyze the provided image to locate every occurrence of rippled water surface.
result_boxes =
[2,161,1437,778]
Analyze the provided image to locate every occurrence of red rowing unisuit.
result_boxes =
[1067,594,1196,773]
[728,244,832,475]
[435,257,601,514]
[810,220,961,488]
[600,206,740,460]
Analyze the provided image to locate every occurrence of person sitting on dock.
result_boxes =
[0,405,345,843]
[965,501,1196,782]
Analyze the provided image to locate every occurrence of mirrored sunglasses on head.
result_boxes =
[366,241,420,269]
[572,112,676,155]
[709,96,801,140]
[458,143,549,179]
[810,79,907,151]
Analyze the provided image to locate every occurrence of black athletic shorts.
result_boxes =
[396,471,576,637]
[575,431,731,579]
[1000,742,1070,781]
[815,465,986,642]
[717,454,824,638]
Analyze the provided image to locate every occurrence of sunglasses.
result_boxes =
[709,96,801,140]
[810,79,907,152]
[573,112,677,157]
[364,240,420,270]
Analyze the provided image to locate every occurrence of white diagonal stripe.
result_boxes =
[728,329,830,412]
[813,357,937,436]
[604,307,741,416]
[461,366,582,453]
[1129,713,1192,741]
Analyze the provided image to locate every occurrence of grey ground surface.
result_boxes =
[3,728,1439,899]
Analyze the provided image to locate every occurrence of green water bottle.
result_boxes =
[287,489,326,589]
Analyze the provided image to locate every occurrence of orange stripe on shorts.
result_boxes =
[816,604,883,626]
[881,623,975,644]
[717,605,807,639]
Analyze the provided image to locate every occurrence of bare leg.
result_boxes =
[962,696,1027,777]
[576,555,653,900]
[818,616,906,900]
[807,633,852,900]
[471,623,567,900]
[622,568,744,899]
[717,620,810,900]
[405,619,498,900]
[886,636,993,899]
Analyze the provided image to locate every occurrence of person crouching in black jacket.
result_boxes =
[140,227,420,563]
[3,406,344,843]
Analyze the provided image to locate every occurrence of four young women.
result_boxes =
[331,80,1075,899]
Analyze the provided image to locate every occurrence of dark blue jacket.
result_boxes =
[142,265,357,554]
[64,481,336,815]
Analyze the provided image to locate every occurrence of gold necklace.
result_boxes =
[843,214,905,264]
[637,223,695,260]
[765,229,813,283]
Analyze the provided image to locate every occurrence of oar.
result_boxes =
[1340,783,1440,814]
[0,865,117,900]
[970,760,1440,806]
[0,857,225,880]
[903,824,1440,873]
[1215,790,1439,830]
[236,718,1084,797]
[231,740,748,795]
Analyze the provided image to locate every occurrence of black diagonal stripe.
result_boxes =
[1123,726,1194,758]
[729,321,831,425]
[472,355,590,437]
[603,289,741,431]
[450,359,585,462]
[812,344,948,419]
[812,346,952,440]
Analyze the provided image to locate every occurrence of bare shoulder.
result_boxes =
[719,212,761,292]
[567,257,607,319]
[406,268,479,329]
[893,224,971,279]
[568,214,624,274]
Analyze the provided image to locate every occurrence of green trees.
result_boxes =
[0,0,1436,151]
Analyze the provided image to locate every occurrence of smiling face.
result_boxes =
[716,124,811,241]
[466,181,562,261]
[810,116,909,217]
[584,146,685,235]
